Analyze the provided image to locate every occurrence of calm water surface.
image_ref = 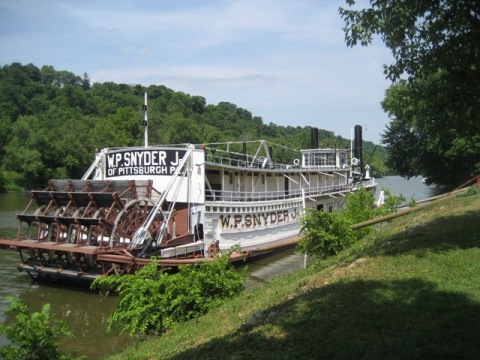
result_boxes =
[0,176,440,358]
[375,175,442,202]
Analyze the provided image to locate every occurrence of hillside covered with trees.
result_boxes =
[0,62,387,191]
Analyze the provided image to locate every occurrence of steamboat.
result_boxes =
[0,96,376,281]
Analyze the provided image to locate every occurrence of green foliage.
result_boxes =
[91,254,245,337]
[90,107,142,147]
[381,74,480,188]
[0,297,76,360]
[297,209,355,258]
[1,170,24,191]
[0,171,5,192]
[408,197,417,208]
[343,186,379,239]
[457,184,480,198]
[340,1,480,188]
[340,0,480,83]
[377,188,406,215]
[343,186,376,224]
[369,154,389,177]
[298,186,403,258]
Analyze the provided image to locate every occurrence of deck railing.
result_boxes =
[205,155,348,170]
[205,179,376,203]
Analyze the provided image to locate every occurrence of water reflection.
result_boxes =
[0,192,29,236]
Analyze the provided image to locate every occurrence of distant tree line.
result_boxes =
[0,62,387,191]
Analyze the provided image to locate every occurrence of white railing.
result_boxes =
[205,155,350,170]
[205,184,355,203]
[205,179,377,203]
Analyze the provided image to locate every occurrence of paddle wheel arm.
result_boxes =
[129,145,195,249]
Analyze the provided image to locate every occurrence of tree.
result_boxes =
[90,107,142,148]
[380,72,480,186]
[340,0,480,188]
[3,116,50,188]
[0,297,75,360]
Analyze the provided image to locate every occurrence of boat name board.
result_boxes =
[219,208,301,229]
[105,149,186,177]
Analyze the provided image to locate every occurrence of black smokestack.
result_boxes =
[311,127,319,149]
[354,125,362,169]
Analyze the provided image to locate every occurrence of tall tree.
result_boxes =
[90,107,142,148]
[340,0,480,188]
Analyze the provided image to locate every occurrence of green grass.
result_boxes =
[105,190,480,360]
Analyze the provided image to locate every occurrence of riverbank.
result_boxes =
[105,186,480,359]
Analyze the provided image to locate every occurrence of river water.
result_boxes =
[0,176,440,358]
[374,175,443,203]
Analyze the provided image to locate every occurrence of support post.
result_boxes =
[143,93,148,148]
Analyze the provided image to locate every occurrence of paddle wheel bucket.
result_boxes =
[0,179,193,280]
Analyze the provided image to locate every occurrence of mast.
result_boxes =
[143,92,148,148]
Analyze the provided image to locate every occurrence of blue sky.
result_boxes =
[0,0,393,143]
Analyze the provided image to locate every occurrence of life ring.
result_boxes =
[293,158,300,166]
[351,158,359,166]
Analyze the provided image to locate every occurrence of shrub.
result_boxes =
[377,188,406,215]
[0,297,75,360]
[297,185,405,258]
[342,186,378,239]
[297,209,355,258]
[91,253,246,337]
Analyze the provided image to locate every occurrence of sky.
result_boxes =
[0,0,394,144]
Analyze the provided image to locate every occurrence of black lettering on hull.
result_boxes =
[219,208,301,230]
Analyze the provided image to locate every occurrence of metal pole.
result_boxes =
[143,93,148,148]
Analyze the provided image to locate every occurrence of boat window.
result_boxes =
[206,170,220,175]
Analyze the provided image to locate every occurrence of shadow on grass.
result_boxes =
[371,209,480,257]
[169,278,480,360]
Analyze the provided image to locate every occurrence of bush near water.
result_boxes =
[91,251,246,338]
[0,297,76,360]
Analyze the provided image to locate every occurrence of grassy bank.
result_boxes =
[105,189,480,359]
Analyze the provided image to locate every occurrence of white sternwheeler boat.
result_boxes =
[0,96,375,281]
